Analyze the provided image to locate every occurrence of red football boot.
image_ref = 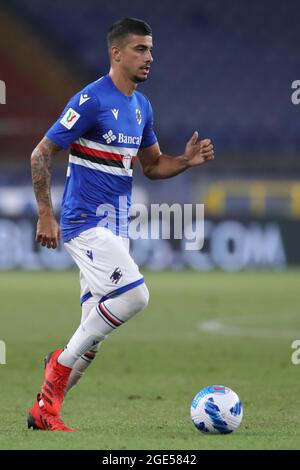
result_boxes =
[41,348,72,415]
[27,394,76,431]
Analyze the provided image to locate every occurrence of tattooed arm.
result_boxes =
[31,136,63,249]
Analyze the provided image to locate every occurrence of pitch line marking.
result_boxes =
[198,319,296,340]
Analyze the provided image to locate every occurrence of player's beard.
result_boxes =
[132,74,148,83]
[132,66,150,83]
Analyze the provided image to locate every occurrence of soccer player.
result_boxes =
[28,17,214,431]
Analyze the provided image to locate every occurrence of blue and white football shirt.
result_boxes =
[46,74,157,242]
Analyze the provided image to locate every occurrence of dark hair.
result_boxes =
[107,17,152,49]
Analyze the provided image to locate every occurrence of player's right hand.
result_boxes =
[36,216,61,249]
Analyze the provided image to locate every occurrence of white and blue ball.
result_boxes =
[191,385,243,434]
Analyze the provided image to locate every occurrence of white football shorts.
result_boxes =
[64,227,144,305]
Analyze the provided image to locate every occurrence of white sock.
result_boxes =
[58,284,149,368]
[64,347,99,394]
[65,297,99,394]
[58,299,105,368]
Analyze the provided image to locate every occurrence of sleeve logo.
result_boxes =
[60,107,80,129]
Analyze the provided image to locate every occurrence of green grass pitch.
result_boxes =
[0,269,299,450]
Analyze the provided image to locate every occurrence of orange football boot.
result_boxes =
[27,394,76,431]
[41,348,72,415]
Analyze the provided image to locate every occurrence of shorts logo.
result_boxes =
[109,267,123,284]
[86,250,93,262]
[136,108,142,125]
[122,154,132,170]
[60,107,80,129]
[103,130,117,144]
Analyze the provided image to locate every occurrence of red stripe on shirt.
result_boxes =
[71,143,136,163]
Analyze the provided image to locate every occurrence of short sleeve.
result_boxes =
[46,89,99,149]
[140,99,158,149]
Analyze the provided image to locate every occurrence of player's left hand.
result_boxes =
[183,131,214,167]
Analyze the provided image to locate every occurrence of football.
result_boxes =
[191,385,243,434]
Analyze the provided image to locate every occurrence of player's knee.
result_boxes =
[133,283,149,313]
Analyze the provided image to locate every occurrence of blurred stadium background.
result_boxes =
[0,0,300,272]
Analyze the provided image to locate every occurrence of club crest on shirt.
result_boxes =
[122,154,132,170]
[109,267,123,284]
[136,108,142,125]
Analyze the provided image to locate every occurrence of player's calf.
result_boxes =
[58,284,150,374]
[65,348,99,394]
